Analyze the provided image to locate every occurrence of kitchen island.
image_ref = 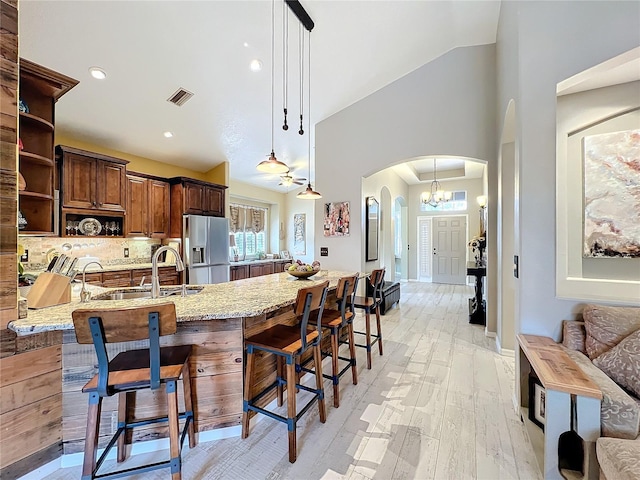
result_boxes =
[7,271,353,456]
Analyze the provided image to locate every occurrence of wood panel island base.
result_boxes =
[5,271,350,468]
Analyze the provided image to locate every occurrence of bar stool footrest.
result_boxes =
[89,411,193,480]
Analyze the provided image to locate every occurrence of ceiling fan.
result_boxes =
[279,170,307,186]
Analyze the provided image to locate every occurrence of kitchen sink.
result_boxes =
[94,287,203,301]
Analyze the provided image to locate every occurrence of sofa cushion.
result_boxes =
[583,304,640,360]
[594,330,640,398]
[562,320,587,354]
[596,437,640,480]
[564,347,640,439]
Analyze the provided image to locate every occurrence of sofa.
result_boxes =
[561,304,640,480]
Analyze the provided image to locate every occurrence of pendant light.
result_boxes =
[257,0,289,174]
[298,30,321,200]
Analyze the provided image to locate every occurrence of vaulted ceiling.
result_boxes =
[19,1,501,191]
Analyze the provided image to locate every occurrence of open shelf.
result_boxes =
[19,111,54,131]
[19,191,53,200]
[18,58,78,236]
[19,151,54,166]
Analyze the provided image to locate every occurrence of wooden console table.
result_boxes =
[517,334,602,480]
[466,262,486,325]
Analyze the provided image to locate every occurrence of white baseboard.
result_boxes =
[484,330,496,338]
[495,336,515,357]
[18,424,241,480]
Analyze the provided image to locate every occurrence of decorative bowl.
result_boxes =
[287,270,318,279]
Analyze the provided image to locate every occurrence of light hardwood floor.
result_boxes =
[37,282,541,480]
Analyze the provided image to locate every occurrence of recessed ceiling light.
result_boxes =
[250,59,263,72]
[244,42,249,47]
[163,131,174,138]
[88,67,107,80]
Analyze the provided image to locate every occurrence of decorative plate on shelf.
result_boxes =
[79,218,102,236]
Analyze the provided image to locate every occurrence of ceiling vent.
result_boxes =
[167,88,194,106]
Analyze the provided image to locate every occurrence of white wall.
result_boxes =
[407,177,485,280]
[556,82,640,303]
[285,187,315,264]
[361,168,409,277]
[315,44,497,275]
[497,0,640,340]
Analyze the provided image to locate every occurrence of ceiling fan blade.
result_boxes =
[293,181,304,185]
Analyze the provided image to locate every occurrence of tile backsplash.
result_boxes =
[19,237,162,271]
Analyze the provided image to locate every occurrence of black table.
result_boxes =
[466,261,486,325]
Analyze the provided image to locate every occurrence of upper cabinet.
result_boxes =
[126,173,170,238]
[169,177,227,237]
[57,146,128,211]
[18,59,78,235]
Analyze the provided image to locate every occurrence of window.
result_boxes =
[229,203,268,259]
[420,190,467,212]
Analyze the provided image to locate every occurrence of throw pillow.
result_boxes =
[583,304,640,359]
[593,329,640,398]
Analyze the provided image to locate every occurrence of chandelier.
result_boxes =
[420,158,452,207]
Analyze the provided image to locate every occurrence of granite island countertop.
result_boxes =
[9,271,356,335]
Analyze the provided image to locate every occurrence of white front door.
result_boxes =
[432,216,467,285]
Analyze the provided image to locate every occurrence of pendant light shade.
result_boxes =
[257,150,289,173]
[297,183,322,199]
[257,0,289,175]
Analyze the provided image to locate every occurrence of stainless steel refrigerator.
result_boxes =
[183,215,230,284]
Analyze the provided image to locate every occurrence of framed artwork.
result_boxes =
[583,128,640,258]
[293,213,306,255]
[323,201,350,237]
[528,374,546,430]
[366,196,379,261]
[280,250,291,260]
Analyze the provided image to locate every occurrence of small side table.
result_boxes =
[466,261,486,325]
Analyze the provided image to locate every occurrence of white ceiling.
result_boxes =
[19,0,501,192]
[391,156,485,186]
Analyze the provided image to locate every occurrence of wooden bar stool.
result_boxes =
[353,268,385,369]
[241,280,329,463]
[301,273,359,408]
[72,303,195,480]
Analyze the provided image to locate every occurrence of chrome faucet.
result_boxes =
[80,261,103,303]
[151,246,185,299]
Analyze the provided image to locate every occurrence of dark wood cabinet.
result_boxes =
[98,161,128,211]
[274,260,288,273]
[249,263,274,278]
[82,266,180,287]
[126,174,170,238]
[18,60,77,235]
[61,151,96,210]
[58,146,128,212]
[184,182,204,214]
[230,265,249,281]
[101,270,132,288]
[204,185,224,216]
[169,177,227,237]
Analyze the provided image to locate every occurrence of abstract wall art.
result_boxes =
[323,202,350,237]
[583,129,640,257]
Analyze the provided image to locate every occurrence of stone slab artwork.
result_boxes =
[293,213,306,255]
[583,129,640,257]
